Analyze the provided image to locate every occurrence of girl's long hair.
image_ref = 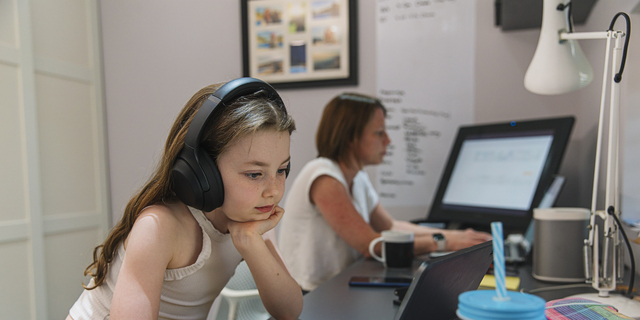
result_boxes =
[83,82,295,289]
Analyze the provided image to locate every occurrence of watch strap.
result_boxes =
[433,233,446,252]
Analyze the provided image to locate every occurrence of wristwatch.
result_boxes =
[433,233,446,252]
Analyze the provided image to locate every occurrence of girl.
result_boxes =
[67,78,303,320]
[278,93,492,292]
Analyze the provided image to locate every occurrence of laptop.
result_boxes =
[393,241,494,320]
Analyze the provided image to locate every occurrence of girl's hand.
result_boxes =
[442,228,492,251]
[227,206,285,252]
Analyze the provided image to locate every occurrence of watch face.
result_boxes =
[433,233,445,241]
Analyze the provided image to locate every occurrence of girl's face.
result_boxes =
[216,129,291,222]
[355,108,391,166]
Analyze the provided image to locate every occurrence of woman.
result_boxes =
[278,93,491,292]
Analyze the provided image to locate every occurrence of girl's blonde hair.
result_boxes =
[83,82,295,289]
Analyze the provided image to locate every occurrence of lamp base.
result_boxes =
[567,293,640,319]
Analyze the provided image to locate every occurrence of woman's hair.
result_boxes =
[83,82,295,289]
[316,93,386,168]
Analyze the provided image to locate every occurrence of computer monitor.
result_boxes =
[426,116,575,234]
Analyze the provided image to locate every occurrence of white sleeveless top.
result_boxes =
[279,158,379,291]
[69,207,243,320]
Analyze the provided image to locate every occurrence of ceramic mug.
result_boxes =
[369,230,414,268]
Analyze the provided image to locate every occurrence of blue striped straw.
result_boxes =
[491,221,509,300]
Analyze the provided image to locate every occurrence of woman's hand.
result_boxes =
[227,206,284,253]
[442,228,492,251]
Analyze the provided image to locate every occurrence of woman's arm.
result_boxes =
[110,211,180,320]
[310,175,381,257]
[228,206,303,320]
[369,203,492,254]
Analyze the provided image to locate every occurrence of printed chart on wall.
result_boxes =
[376,0,475,207]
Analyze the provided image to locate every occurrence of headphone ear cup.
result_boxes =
[196,149,225,212]
[171,156,205,210]
[285,161,291,178]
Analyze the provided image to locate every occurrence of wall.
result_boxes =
[100,0,377,224]
[100,0,640,224]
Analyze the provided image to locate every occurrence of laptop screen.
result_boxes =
[394,241,494,320]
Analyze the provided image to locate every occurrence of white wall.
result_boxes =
[100,0,378,224]
[100,0,640,224]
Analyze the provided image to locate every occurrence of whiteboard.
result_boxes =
[376,0,476,207]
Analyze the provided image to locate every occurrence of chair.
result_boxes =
[212,260,271,320]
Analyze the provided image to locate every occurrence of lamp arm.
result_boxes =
[584,32,614,250]
[606,35,624,213]
[560,31,609,40]
[533,2,635,306]
[583,32,626,296]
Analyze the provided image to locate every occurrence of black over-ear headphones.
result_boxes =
[170,77,290,212]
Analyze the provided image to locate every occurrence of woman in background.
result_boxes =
[278,93,491,292]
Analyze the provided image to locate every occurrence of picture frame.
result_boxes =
[241,0,358,89]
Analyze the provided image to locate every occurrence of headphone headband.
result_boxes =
[184,77,284,149]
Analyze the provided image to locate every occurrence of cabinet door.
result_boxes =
[0,0,110,319]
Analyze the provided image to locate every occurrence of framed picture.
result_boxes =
[241,0,358,89]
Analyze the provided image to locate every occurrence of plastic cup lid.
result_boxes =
[457,290,546,320]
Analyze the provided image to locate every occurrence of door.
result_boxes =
[0,0,110,318]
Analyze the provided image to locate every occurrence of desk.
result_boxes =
[300,257,616,320]
[300,258,419,320]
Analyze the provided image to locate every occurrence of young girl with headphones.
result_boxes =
[67,78,303,320]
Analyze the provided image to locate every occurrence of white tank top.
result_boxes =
[69,207,243,320]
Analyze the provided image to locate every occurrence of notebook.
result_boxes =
[394,241,494,320]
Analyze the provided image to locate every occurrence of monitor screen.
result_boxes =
[426,117,574,234]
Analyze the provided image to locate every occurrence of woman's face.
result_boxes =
[216,129,291,222]
[355,108,391,166]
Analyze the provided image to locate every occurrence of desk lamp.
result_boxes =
[524,0,637,317]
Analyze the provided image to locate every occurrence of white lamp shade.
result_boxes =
[524,0,593,95]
